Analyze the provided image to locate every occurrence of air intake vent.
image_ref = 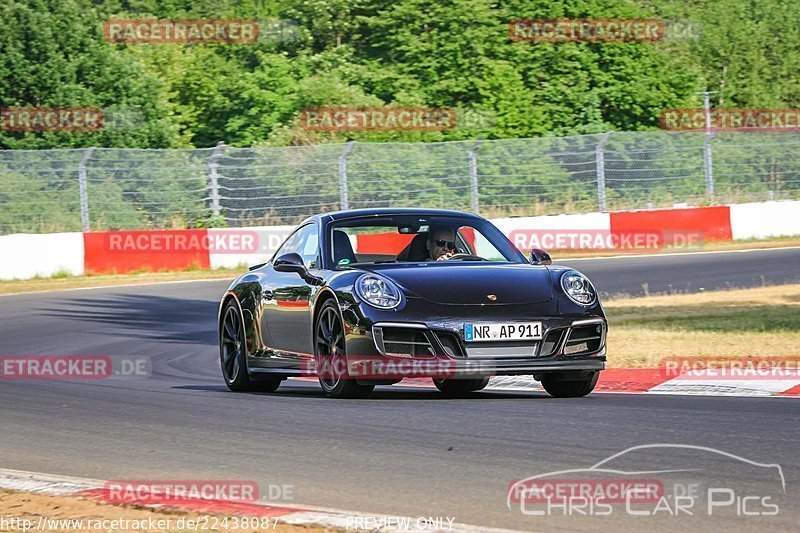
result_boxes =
[374,327,435,357]
[540,329,564,357]
[433,331,465,357]
[564,324,603,356]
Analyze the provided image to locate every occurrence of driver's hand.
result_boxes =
[436,252,453,261]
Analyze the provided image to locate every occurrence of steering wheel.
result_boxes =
[445,253,487,261]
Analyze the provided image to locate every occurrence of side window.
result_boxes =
[300,232,320,269]
[273,224,319,269]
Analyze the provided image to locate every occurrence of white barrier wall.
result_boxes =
[491,212,611,235]
[729,200,800,240]
[1,201,799,280]
[0,232,84,280]
[208,225,295,269]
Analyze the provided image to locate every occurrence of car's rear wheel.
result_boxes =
[433,377,490,395]
[315,300,374,399]
[540,371,599,398]
[220,300,281,392]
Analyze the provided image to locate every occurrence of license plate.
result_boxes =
[464,322,542,342]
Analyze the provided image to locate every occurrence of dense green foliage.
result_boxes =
[1,0,798,149]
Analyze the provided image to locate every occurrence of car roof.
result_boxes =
[302,208,484,225]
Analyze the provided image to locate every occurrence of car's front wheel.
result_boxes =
[540,371,599,398]
[314,300,374,399]
[433,377,490,395]
[220,300,281,392]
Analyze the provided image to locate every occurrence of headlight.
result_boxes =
[561,270,597,306]
[355,274,402,309]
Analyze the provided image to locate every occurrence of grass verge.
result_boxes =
[604,284,800,367]
[0,268,244,295]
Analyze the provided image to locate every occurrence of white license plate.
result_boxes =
[464,322,542,342]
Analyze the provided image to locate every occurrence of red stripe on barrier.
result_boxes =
[276,300,309,308]
[356,229,477,256]
[777,384,800,396]
[356,232,414,254]
[610,206,732,243]
[83,230,211,274]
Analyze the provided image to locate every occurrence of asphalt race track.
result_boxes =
[561,245,800,297]
[1,247,799,531]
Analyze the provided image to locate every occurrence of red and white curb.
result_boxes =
[0,469,524,533]
[483,369,800,397]
[296,368,800,397]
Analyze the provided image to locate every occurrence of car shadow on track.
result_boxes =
[172,383,548,400]
[38,293,217,345]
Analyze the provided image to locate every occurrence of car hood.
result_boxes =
[359,263,554,305]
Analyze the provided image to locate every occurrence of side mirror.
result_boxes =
[273,252,307,274]
[529,248,552,265]
[273,252,324,285]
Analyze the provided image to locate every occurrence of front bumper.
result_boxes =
[343,311,607,378]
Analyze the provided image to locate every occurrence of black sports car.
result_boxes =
[218,208,606,398]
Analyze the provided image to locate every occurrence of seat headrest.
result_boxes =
[397,232,430,262]
[332,230,357,265]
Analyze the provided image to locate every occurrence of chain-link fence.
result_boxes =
[2,131,799,234]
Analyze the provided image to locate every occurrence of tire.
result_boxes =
[314,300,374,399]
[433,377,490,395]
[540,371,599,398]
[220,300,282,392]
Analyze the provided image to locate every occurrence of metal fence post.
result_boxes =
[208,141,226,217]
[595,131,613,211]
[338,141,355,210]
[704,133,716,204]
[468,137,483,214]
[699,91,717,204]
[78,147,95,232]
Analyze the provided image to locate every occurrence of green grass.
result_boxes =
[604,284,800,367]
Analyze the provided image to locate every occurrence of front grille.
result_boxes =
[563,324,604,356]
[374,327,435,357]
[464,342,539,358]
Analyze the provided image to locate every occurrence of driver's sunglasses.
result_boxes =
[435,239,455,250]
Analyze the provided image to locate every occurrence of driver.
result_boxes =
[427,226,457,261]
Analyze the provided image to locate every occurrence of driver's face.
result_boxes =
[428,227,456,259]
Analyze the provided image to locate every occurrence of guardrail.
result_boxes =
[3,200,798,281]
[2,131,800,235]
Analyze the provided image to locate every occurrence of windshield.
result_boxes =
[327,215,527,268]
